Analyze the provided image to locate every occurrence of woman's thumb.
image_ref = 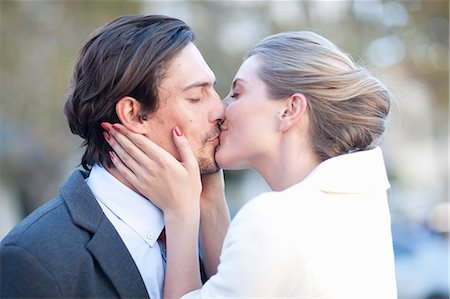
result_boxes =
[173,126,197,167]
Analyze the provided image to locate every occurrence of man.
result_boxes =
[1,15,227,298]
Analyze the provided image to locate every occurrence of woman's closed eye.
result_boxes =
[230,92,240,100]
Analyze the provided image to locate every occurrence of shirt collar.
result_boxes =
[86,164,164,247]
[305,147,390,193]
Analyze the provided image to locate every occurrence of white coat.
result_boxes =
[184,147,397,298]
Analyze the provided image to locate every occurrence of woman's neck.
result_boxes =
[256,140,321,192]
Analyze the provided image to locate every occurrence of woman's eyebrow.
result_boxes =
[232,78,245,89]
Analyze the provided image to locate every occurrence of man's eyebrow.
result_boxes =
[183,80,217,91]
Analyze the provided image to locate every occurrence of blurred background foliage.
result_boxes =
[0,1,448,298]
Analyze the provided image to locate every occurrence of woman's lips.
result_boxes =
[219,128,227,141]
[219,124,228,142]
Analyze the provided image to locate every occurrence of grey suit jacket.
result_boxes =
[0,170,150,298]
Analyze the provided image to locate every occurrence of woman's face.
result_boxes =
[216,55,283,170]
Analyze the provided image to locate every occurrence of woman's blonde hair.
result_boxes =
[246,31,391,161]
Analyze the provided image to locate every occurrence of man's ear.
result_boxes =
[278,93,308,132]
[115,96,148,134]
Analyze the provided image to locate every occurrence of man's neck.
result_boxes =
[101,163,141,195]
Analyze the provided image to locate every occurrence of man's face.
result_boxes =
[143,43,224,174]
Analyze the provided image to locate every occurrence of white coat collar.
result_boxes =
[305,147,390,194]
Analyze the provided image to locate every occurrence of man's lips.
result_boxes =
[218,127,228,142]
[207,131,221,143]
[208,135,220,142]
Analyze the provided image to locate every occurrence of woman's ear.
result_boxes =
[115,96,148,134]
[278,93,308,132]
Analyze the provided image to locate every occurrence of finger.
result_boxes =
[103,122,152,156]
[102,122,164,165]
[108,150,143,189]
[108,150,159,199]
[103,129,145,175]
[105,122,173,162]
[172,126,198,168]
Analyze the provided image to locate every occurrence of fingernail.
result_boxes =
[103,131,111,141]
[174,126,183,137]
[112,124,121,132]
[109,151,115,159]
[101,122,110,132]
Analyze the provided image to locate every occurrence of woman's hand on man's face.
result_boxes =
[101,122,202,217]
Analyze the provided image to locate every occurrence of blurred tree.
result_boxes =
[0,1,145,215]
[0,0,448,226]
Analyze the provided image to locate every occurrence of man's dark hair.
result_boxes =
[64,15,195,170]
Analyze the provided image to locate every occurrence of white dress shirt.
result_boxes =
[184,147,397,298]
[86,164,165,299]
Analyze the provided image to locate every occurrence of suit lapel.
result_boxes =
[61,170,149,299]
[87,215,149,299]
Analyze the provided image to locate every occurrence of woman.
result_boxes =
[103,31,397,298]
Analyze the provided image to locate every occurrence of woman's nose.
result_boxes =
[222,96,232,108]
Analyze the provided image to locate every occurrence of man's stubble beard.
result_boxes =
[195,129,221,175]
[197,152,220,174]
[196,143,220,175]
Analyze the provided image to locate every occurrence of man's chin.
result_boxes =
[198,157,220,175]
[196,145,221,175]
[199,163,221,175]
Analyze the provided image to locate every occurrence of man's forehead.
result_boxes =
[162,66,216,91]
[159,43,216,89]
